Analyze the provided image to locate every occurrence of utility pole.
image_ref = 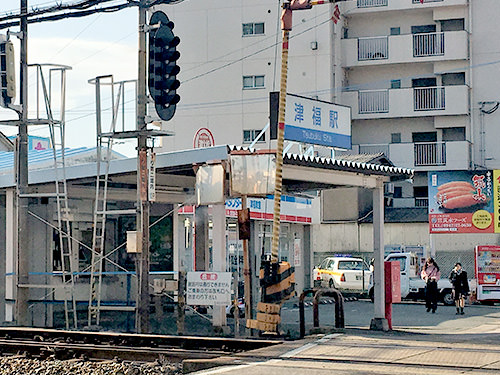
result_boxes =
[136,0,150,334]
[16,0,29,327]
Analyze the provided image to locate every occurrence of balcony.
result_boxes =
[343,85,468,119]
[344,0,466,13]
[342,31,467,67]
[357,0,388,8]
[345,141,471,170]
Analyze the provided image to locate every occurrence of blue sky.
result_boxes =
[0,1,139,156]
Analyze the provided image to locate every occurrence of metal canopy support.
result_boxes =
[370,178,389,331]
[16,0,29,328]
[212,203,227,327]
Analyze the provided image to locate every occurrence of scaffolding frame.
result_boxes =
[87,75,138,327]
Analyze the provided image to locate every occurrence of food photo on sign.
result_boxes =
[428,171,494,233]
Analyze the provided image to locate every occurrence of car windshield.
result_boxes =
[338,260,364,271]
[318,259,330,269]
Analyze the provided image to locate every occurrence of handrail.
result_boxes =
[313,289,345,329]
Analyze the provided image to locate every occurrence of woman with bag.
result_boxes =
[421,258,441,313]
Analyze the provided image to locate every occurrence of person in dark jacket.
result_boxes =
[449,262,469,315]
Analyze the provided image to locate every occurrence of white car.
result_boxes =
[313,256,371,293]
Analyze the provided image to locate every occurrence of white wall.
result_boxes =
[312,221,500,255]
[156,0,333,152]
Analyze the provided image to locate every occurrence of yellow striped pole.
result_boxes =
[271,29,289,263]
[271,0,343,264]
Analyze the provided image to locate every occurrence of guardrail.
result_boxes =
[413,32,445,57]
[359,89,389,114]
[358,36,388,61]
[358,0,388,7]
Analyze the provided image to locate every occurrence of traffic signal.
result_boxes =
[149,11,180,121]
[0,38,15,108]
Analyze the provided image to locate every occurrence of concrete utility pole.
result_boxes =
[136,0,150,334]
[16,0,29,327]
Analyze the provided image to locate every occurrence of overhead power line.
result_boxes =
[0,1,135,29]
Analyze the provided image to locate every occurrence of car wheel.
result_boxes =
[329,278,336,289]
[441,289,454,306]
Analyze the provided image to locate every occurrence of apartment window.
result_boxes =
[412,77,436,88]
[442,73,465,86]
[393,186,402,199]
[391,79,401,89]
[412,131,437,143]
[440,19,464,32]
[243,75,265,89]
[411,24,436,34]
[390,27,400,36]
[243,22,265,36]
[391,133,401,143]
[414,186,428,198]
[443,127,465,141]
[243,129,266,143]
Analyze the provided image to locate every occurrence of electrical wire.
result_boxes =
[0,1,133,29]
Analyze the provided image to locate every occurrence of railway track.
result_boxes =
[0,327,282,373]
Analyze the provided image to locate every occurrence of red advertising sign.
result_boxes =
[428,171,494,233]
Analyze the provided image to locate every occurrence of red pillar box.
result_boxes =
[384,261,401,330]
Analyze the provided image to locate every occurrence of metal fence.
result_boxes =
[359,90,389,114]
[413,32,445,57]
[412,0,444,3]
[415,197,429,207]
[414,87,445,111]
[414,142,446,166]
[358,0,388,7]
[358,37,389,61]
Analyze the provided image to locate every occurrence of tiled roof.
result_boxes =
[228,146,413,178]
[335,152,393,166]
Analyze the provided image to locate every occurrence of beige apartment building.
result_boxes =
[157,0,500,268]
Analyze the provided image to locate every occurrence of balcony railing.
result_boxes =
[412,0,443,3]
[413,32,445,57]
[358,0,388,7]
[359,90,389,114]
[415,198,429,207]
[414,142,446,166]
[358,37,388,61]
[414,87,445,111]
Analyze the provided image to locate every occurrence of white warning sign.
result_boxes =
[186,272,231,306]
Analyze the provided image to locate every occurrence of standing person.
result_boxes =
[421,257,441,313]
[449,262,469,315]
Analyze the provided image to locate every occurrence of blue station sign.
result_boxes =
[284,93,351,149]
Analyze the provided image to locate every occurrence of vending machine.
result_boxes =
[475,245,500,302]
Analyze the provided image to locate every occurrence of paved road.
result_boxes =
[281,299,500,337]
[188,301,500,374]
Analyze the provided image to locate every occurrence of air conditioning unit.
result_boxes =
[384,182,394,195]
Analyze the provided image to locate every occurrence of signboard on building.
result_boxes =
[193,127,215,148]
[284,93,351,149]
[148,151,156,202]
[293,238,301,267]
[186,271,231,306]
[428,171,495,233]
